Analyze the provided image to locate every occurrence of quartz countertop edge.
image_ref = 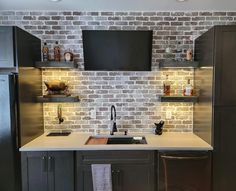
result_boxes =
[19,132,213,151]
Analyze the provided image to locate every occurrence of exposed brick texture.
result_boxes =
[1,11,235,133]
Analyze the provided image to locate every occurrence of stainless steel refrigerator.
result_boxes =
[194,25,236,191]
[0,26,44,191]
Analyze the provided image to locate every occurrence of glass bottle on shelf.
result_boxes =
[183,79,193,96]
[165,37,172,59]
[42,42,49,61]
[165,37,172,53]
[176,41,182,61]
[54,41,61,62]
[163,75,171,96]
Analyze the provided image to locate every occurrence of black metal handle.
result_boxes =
[42,156,47,172]
[161,155,208,160]
[48,156,54,172]
[111,169,122,191]
[111,169,116,191]
[116,170,122,191]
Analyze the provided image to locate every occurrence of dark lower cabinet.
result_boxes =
[21,152,48,191]
[213,107,236,191]
[111,164,154,191]
[21,150,212,191]
[158,151,211,191]
[21,151,74,191]
[76,151,155,191]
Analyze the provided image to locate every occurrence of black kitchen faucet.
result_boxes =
[110,105,117,135]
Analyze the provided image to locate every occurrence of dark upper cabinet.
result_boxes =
[158,151,212,191]
[214,26,236,106]
[0,26,41,70]
[195,25,236,106]
[76,151,155,191]
[0,27,15,68]
[21,151,74,191]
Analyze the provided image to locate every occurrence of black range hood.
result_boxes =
[82,30,153,71]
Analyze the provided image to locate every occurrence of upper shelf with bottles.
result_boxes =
[159,59,199,69]
[35,41,78,69]
[35,61,78,69]
[160,37,199,69]
[160,66,198,103]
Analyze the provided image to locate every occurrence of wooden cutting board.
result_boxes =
[86,137,108,145]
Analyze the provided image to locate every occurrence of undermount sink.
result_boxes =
[107,137,147,144]
[85,136,147,145]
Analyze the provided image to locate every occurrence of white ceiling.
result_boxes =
[0,0,236,11]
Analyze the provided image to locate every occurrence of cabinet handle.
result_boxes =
[116,170,122,191]
[111,169,122,191]
[42,156,47,172]
[48,156,54,172]
[161,155,208,160]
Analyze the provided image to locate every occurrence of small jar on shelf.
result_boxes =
[186,49,193,61]
[64,49,74,62]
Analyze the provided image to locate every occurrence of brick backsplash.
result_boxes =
[1,11,235,133]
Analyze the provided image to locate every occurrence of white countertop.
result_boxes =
[20,132,213,151]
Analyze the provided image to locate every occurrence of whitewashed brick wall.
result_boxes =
[1,11,235,133]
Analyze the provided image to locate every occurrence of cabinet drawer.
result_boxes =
[77,150,155,164]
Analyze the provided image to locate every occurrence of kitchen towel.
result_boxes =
[91,164,112,191]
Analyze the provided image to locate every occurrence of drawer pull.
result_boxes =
[161,155,208,160]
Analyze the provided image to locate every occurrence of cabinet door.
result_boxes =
[76,151,155,191]
[214,26,236,106]
[48,152,74,191]
[158,151,211,191]
[77,165,94,191]
[0,27,15,68]
[21,152,48,191]
[77,164,154,191]
[112,164,155,191]
[213,107,236,191]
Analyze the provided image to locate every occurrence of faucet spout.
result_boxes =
[57,104,64,124]
[110,105,117,135]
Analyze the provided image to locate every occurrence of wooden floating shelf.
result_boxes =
[160,95,198,103]
[36,96,80,103]
[159,60,199,68]
[35,61,78,69]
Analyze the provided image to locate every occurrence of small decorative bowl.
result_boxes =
[44,80,69,96]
